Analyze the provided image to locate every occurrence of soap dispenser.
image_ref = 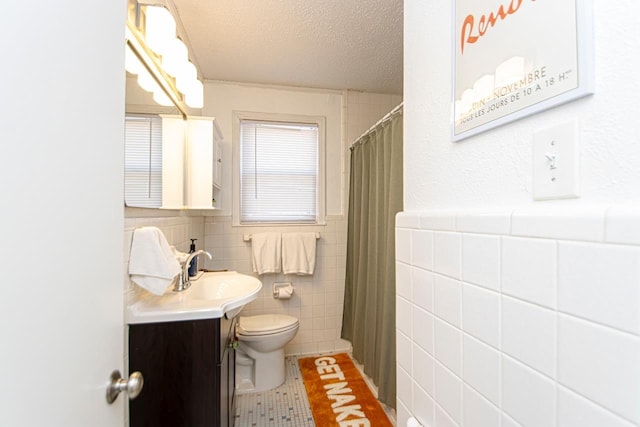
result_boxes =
[188,238,198,277]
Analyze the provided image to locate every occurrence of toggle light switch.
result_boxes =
[532,121,580,200]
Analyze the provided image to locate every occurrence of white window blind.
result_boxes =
[240,120,318,223]
[124,116,162,208]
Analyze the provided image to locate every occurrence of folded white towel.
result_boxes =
[128,227,181,295]
[251,232,282,275]
[282,232,317,275]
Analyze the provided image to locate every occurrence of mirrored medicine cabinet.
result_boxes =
[124,75,223,210]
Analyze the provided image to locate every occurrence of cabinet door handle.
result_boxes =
[106,370,144,404]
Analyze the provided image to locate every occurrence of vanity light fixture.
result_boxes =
[125,0,204,117]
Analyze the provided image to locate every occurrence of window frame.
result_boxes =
[232,111,326,226]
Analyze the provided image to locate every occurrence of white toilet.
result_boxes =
[235,314,299,394]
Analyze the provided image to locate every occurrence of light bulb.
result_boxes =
[145,6,176,55]
[125,45,142,75]
[162,39,188,77]
[185,80,204,108]
[176,61,197,94]
[153,89,174,107]
[137,68,157,92]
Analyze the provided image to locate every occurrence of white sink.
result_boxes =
[127,271,262,324]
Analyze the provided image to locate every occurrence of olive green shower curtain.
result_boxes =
[341,105,403,408]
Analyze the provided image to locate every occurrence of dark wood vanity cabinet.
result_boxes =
[129,316,237,427]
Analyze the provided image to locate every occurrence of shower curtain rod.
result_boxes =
[350,101,403,148]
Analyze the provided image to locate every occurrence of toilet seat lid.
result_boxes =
[238,314,298,335]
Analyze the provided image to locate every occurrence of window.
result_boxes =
[124,115,162,208]
[236,114,325,224]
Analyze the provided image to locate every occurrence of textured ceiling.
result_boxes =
[170,0,403,94]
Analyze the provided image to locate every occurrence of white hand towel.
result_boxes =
[282,232,317,275]
[128,227,181,295]
[251,232,282,275]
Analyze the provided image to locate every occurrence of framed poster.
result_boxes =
[452,0,594,141]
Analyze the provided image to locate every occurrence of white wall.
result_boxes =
[399,2,640,427]
[202,81,344,216]
[404,1,640,210]
[396,208,640,427]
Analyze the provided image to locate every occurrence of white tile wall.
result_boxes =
[398,294,413,337]
[606,205,640,245]
[463,385,500,427]
[397,261,413,300]
[412,230,434,271]
[435,362,463,425]
[413,344,435,396]
[201,216,351,355]
[463,335,500,406]
[557,315,640,424]
[434,232,462,279]
[558,241,640,334]
[502,296,556,378]
[462,284,500,348]
[502,356,556,427]
[502,236,557,309]
[511,206,606,242]
[412,266,434,312]
[397,208,640,427]
[412,306,434,354]
[456,209,512,235]
[421,213,457,232]
[435,318,462,377]
[414,381,435,426]
[396,228,413,264]
[462,234,501,291]
[397,365,413,413]
[397,330,413,374]
[434,275,462,328]
[397,399,412,427]
[502,413,521,427]
[558,386,636,427]
[436,405,460,427]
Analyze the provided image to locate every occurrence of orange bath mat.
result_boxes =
[298,353,393,427]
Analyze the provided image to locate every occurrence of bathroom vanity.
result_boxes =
[126,271,262,427]
[128,315,237,427]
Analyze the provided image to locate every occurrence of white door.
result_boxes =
[0,2,127,426]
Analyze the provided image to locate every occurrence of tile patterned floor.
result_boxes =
[235,354,396,427]
[235,356,315,426]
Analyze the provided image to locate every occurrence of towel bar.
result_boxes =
[243,232,320,242]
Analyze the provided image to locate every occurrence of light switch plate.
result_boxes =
[532,121,580,200]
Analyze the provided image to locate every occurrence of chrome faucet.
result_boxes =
[174,250,212,292]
